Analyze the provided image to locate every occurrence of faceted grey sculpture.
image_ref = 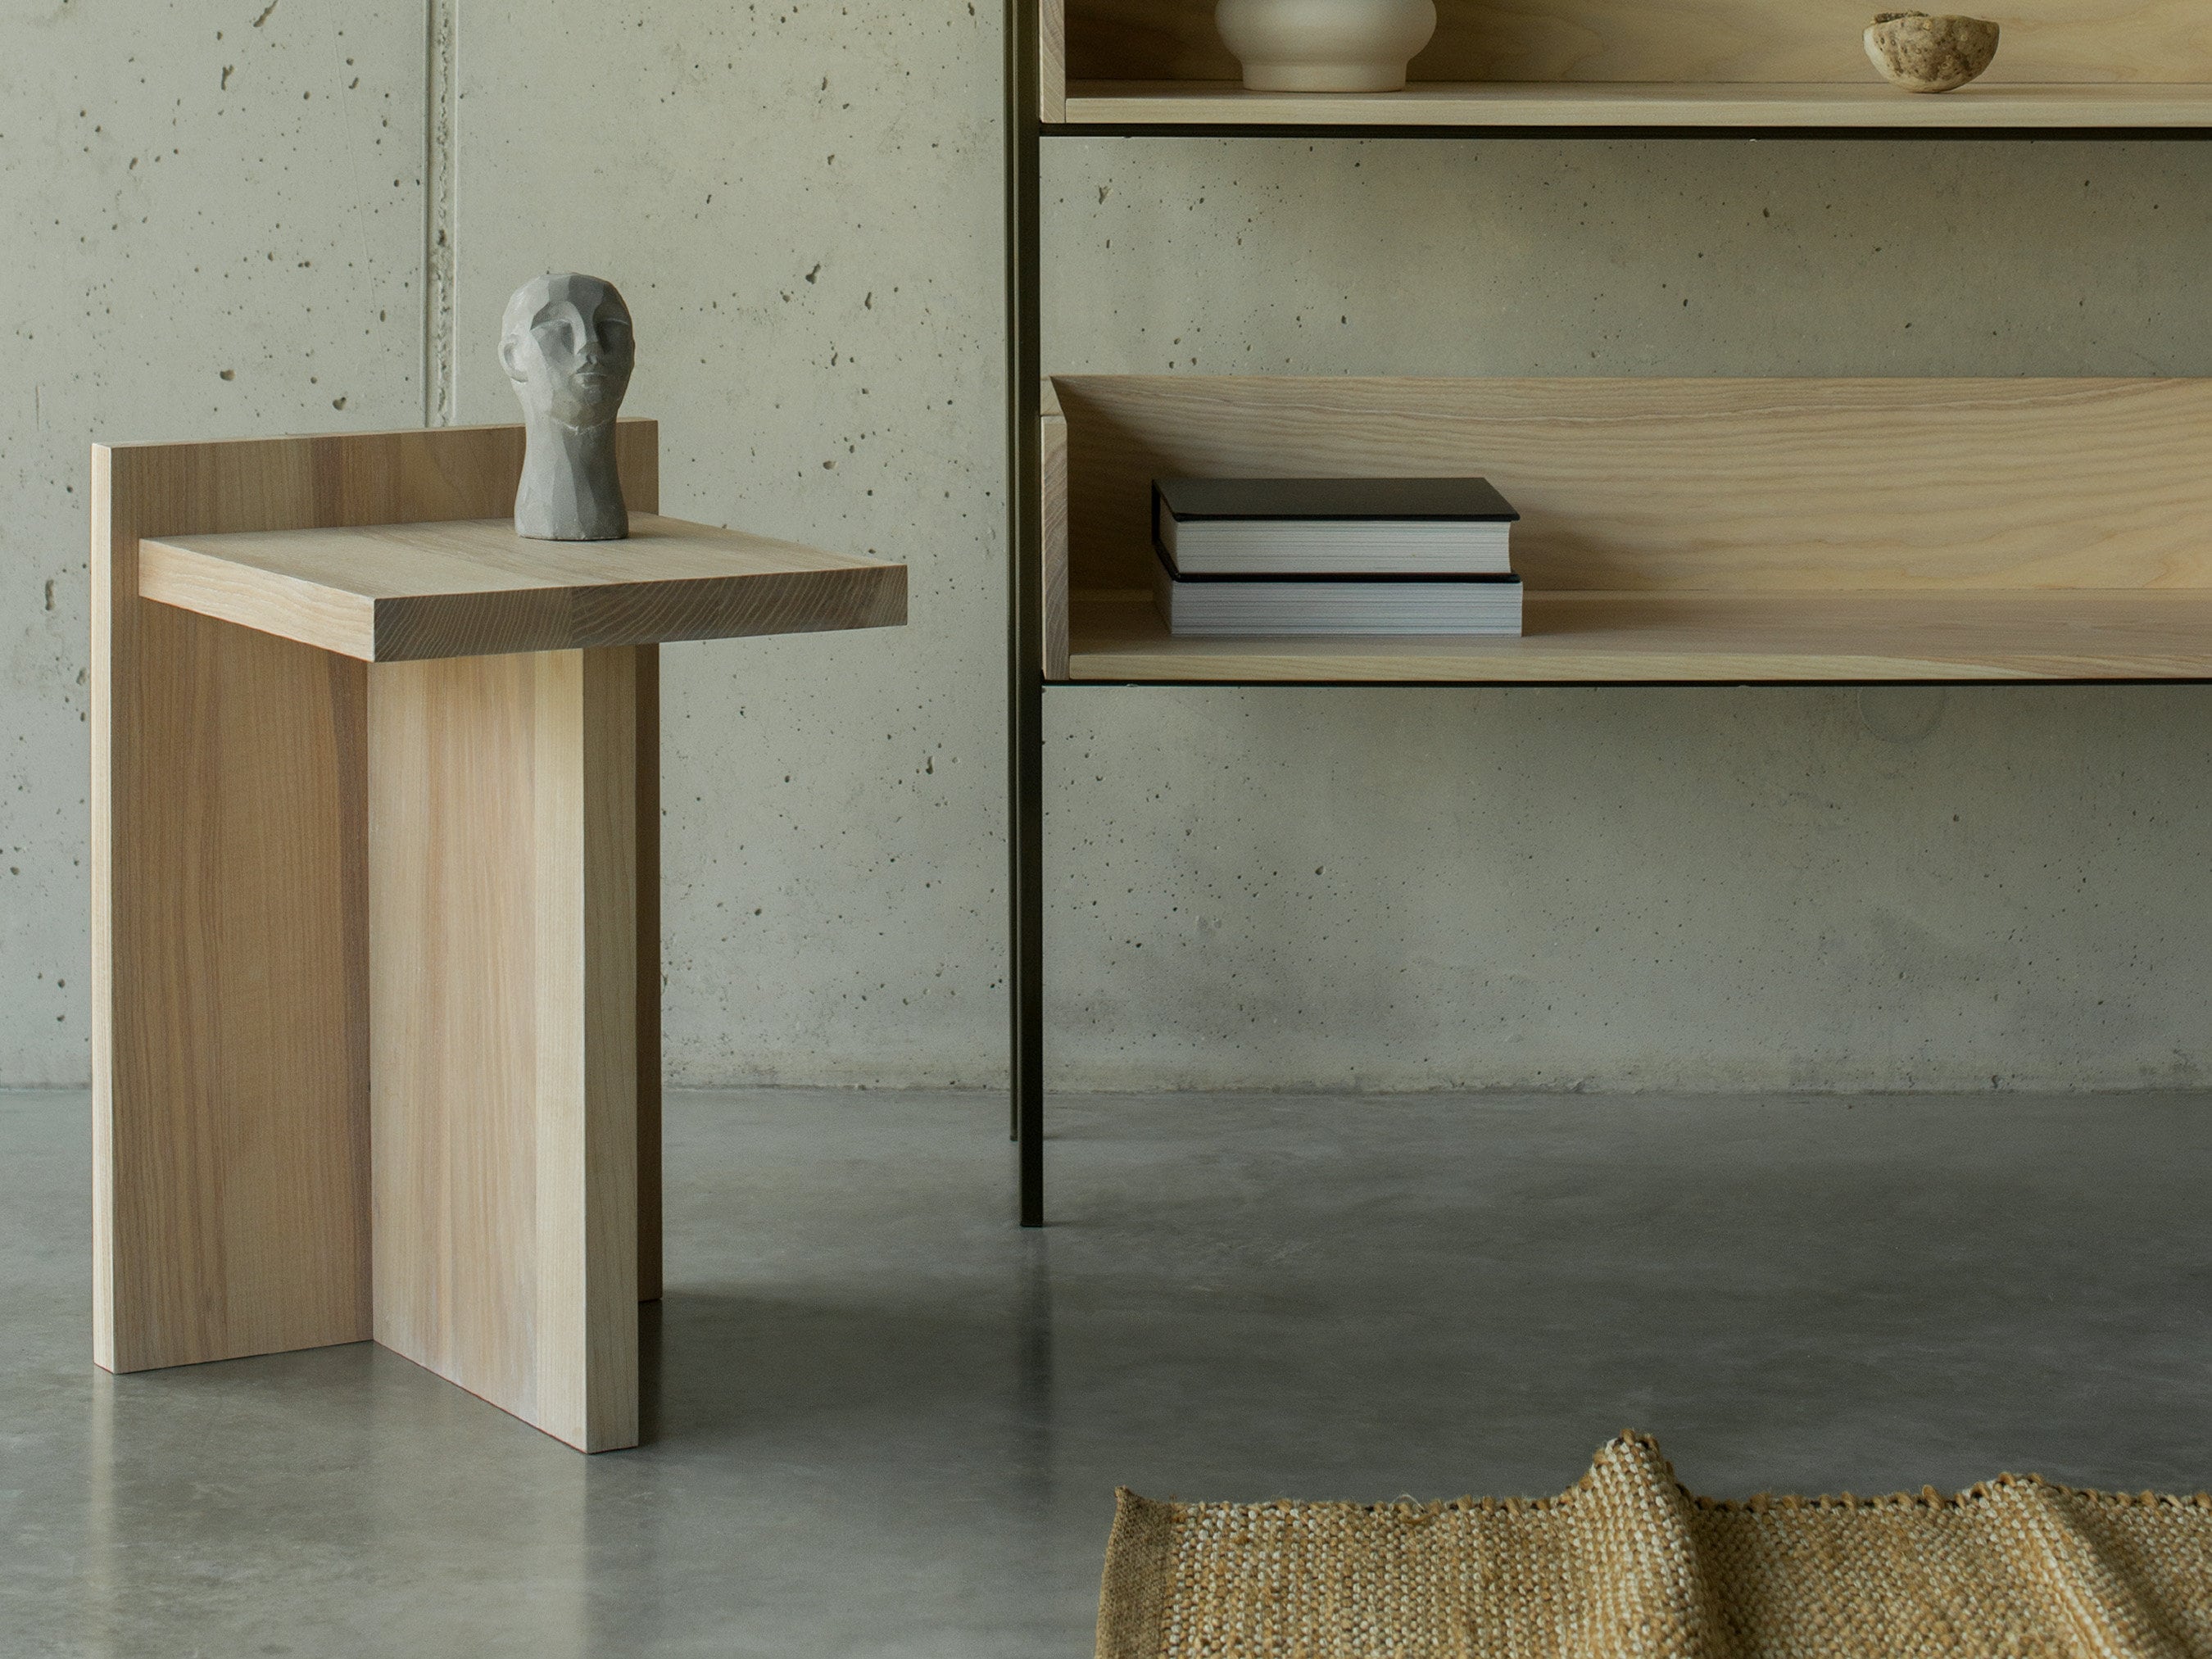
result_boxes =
[501,273,636,541]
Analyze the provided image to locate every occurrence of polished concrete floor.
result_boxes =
[6,1088,2211,1657]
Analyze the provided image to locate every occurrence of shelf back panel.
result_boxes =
[1063,0,2212,86]
[1054,375,2212,596]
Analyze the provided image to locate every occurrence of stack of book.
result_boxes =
[1150,476,1523,636]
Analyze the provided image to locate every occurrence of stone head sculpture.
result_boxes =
[501,273,636,541]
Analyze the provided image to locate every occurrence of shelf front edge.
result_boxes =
[1058,80,2212,131]
[1066,592,2212,684]
[368,564,909,662]
[1063,645,2209,684]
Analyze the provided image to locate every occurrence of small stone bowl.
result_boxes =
[1865,11,2001,93]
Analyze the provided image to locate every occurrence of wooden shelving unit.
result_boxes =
[1003,0,2212,1223]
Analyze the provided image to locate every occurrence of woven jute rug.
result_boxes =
[1095,1432,2212,1658]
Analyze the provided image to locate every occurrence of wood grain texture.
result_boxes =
[1054,375,2212,602]
[636,645,662,1305]
[1042,412,1071,680]
[141,513,906,662]
[93,423,649,1376]
[369,648,640,1453]
[568,647,644,1449]
[1041,0,1067,121]
[1063,0,2212,85]
[1060,79,2212,127]
[93,579,370,1372]
[1069,591,2212,682]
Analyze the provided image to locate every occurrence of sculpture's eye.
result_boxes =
[533,318,581,354]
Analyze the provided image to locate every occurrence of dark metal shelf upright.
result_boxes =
[1007,0,1045,1226]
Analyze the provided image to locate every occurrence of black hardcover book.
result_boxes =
[1154,476,1520,524]
[1153,477,1521,578]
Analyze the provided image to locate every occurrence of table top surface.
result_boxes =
[139,514,907,662]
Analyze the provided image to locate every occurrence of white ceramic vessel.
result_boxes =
[1215,0,1439,92]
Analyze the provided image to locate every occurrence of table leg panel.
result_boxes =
[637,643,663,1305]
[369,649,639,1453]
[94,454,374,1375]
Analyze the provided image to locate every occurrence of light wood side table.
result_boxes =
[91,421,905,1451]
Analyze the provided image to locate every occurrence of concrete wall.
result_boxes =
[7,4,2210,1091]
[1039,139,2212,1090]
[2,3,426,1084]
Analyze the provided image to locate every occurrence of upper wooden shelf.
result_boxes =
[140,513,907,663]
[1056,80,2212,131]
[1045,0,2212,133]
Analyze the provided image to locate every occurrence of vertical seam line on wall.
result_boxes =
[424,0,458,427]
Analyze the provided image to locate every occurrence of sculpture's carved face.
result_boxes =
[500,274,634,429]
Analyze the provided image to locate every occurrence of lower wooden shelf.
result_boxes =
[1057,80,2212,130]
[1045,375,2212,686]
[1067,591,2212,683]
